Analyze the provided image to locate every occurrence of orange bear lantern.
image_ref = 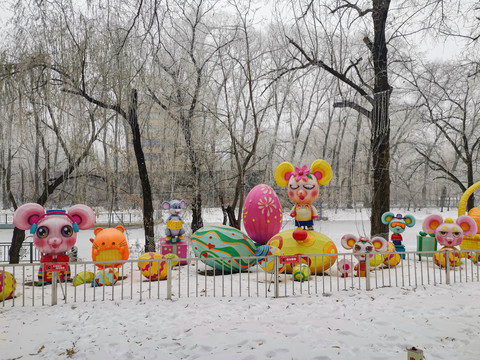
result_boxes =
[90,225,130,269]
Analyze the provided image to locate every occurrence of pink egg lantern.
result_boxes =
[242,184,283,245]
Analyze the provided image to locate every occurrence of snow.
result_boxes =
[1,208,479,360]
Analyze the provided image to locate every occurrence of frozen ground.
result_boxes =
[1,207,479,360]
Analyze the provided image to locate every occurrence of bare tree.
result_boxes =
[4,1,158,252]
[274,1,393,237]
[207,1,274,229]
[402,61,480,210]
[147,0,237,232]
[1,58,107,262]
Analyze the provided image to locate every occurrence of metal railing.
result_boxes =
[1,249,479,307]
[0,210,153,228]
[0,242,41,263]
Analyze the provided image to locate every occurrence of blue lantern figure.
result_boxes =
[381,212,416,259]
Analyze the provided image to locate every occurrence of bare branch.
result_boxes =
[287,37,373,104]
[415,147,465,191]
[333,100,371,119]
[330,2,372,17]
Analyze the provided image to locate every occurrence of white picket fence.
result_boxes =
[2,249,479,307]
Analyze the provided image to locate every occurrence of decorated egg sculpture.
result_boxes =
[92,268,119,287]
[0,270,16,301]
[382,241,401,267]
[191,225,257,273]
[255,245,286,273]
[138,252,175,280]
[267,229,337,274]
[369,253,383,268]
[434,249,461,268]
[243,184,283,245]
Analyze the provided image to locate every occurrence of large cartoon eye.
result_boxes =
[439,231,447,236]
[289,184,299,190]
[365,245,373,252]
[61,225,73,237]
[354,244,362,251]
[37,226,49,239]
[303,184,315,190]
[453,232,461,237]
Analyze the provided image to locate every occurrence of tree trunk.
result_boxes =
[370,1,391,239]
[128,89,156,252]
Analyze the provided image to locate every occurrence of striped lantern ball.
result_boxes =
[255,245,286,273]
[293,264,311,282]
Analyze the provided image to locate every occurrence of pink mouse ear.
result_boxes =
[68,205,96,230]
[13,203,45,230]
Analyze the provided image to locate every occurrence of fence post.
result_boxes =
[445,251,451,285]
[274,256,279,298]
[52,272,58,306]
[166,259,172,300]
[365,256,371,291]
[29,242,33,263]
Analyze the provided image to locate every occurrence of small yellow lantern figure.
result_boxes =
[293,264,311,281]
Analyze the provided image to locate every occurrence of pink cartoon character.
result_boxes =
[422,214,477,268]
[274,160,332,235]
[340,234,388,277]
[13,203,96,283]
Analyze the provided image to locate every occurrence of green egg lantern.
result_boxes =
[191,225,257,273]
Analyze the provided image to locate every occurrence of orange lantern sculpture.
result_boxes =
[91,225,129,269]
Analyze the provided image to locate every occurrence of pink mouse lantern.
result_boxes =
[13,203,96,283]
[422,214,477,267]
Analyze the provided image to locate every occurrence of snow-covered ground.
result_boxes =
[1,207,479,360]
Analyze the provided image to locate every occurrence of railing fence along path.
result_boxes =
[0,210,151,228]
[1,249,479,307]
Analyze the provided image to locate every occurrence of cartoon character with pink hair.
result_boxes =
[422,214,477,268]
[274,160,332,232]
[13,203,96,283]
